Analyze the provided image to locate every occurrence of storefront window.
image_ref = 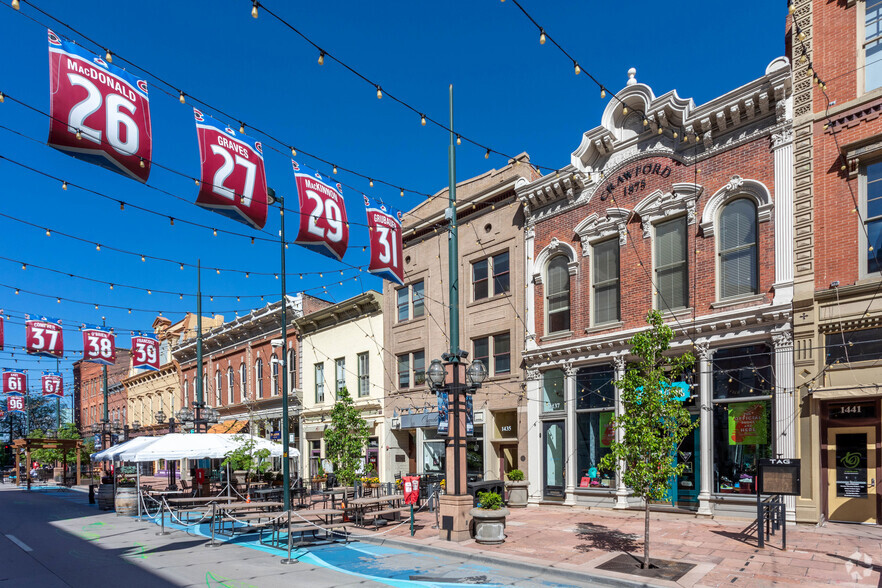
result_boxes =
[576,365,615,410]
[423,433,445,475]
[712,344,773,494]
[467,426,484,482]
[576,411,614,488]
[543,369,565,412]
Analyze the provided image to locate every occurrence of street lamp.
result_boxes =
[267,186,293,513]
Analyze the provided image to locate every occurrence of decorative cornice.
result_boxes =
[532,237,579,284]
[574,208,630,255]
[699,176,773,238]
[633,182,702,237]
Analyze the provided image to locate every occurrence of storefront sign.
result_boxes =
[836,433,868,498]
[437,391,449,436]
[758,458,801,495]
[829,403,875,420]
[599,412,615,448]
[728,402,768,445]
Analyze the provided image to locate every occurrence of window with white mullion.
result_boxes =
[865,161,882,274]
[546,256,571,333]
[866,0,882,91]
[357,352,369,397]
[719,198,758,299]
[655,217,688,310]
[592,239,620,324]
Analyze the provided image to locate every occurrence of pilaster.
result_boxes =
[773,330,797,522]
[696,343,714,516]
[612,356,630,509]
[525,226,537,350]
[772,127,794,305]
[525,368,542,503]
[564,363,577,504]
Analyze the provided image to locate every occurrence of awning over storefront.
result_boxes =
[207,419,249,434]
[400,411,438,429]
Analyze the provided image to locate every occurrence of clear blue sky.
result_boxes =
[0,1,785,399]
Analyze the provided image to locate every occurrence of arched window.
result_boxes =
[215,369,222,406]
[719,198,758,299]
[271,353,279,397]
[227,367,234,405]
[240,362,247,400]
[255,358,264,398]
[546,256,571,333]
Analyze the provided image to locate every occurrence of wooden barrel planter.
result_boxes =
[96,483,115,511]
[115,487,138,516]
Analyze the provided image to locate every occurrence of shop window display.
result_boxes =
[575,365,615,488]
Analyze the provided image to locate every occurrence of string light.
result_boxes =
[574,62,581,76]
[140,255,146,262]
[213,228,217,237]
[369,179,374,188]
[139,158,145,168]
[0,91,4,103]
[57,297,61,304]
[179,90,186,104]
[797,28,806,41]
[421,114,427,126]
[75,129,82,140]
[180,263,184,270]
[376,86,382,99]
[622,106,628,115]
[290,147,296,157]
[119,201,124,211]
[14,289,18,295]
[485,149,490,159]
[251,0,259,18]
[239,122,245,134]
[95,243,101,251]
[11,0,19,10]
[179,294,183,300]
[333,165,338,174]
[539,29,546,44]
[400,188,404,197]
[216,268,220,275]
[21,263,26,270]
[456,135,461,146]
[318,51,325,66]
[788,1,794,14]
[62,181,67,191]
[169,217,175,226]
[109,284,114,290]
[600,87,606,99]
[105,49,112,63]
[45,228,50,237]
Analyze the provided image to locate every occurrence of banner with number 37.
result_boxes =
[82,324,116,365]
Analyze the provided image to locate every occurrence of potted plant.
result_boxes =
[504,469,529,508]
[469,490,509,545]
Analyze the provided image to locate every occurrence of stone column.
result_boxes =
[696,343,714,516]
[564,362,577,504]
[525,368,542,504]
[525,226,537,351]
[613,356,630,509]
[773,330,797,521]
[772,128,794,305]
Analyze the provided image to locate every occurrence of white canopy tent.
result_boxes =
[128,433,296,462]
[90,435,158,463]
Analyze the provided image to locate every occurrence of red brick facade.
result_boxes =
[73,348,131,431]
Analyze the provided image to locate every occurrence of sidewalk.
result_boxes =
[358,504,882,587]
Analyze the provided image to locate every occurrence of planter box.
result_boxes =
[469,507,509,545]
[505,480,529,508]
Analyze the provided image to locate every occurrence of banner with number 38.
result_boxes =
[82,324,116,365]
[47,30,152,182]
[131,333,160,371]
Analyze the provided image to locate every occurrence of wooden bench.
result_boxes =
[261,519,349,548]
[359,507,408,529]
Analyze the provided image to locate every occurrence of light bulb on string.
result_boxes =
[539,29,546,45]
[179,91,186,104]
[376,86,382,99]
[62,181,68,191]
[170,217,175,226]
[600,88,606,99]
[291,147,296,157]
[420,114,426,126]
[105,50,112,63]
[0,91,4,103]
[15,289,19,295]
[643,118,648,127]
[179,263,184,270]
[141,255,145,262]
[11,0,19,10]
[95,243,101,251]
[45,228,50,237]
[251,1,258,18]
[216,268,220,275]
[318,51,325,66]
[798,30,805,41]
[213,228,217,237]
[333,165,337,174]
[21,263,25,270]
[400,188,404,197]
[75,129,82,140]
[179,294,183,300]
[57,298,61,304]
[574,62,580,75]
[456,135,461,146]
[139,158,145,168]
[622,106,628,115]
[119,201,124,210]
[485,149,490,159]
[788,1,794,14]
[239,122,245,134]
[369,178,374,188]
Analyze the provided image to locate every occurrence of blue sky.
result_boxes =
[0,1,785,400]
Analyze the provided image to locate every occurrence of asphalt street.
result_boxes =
[0,485,608,588]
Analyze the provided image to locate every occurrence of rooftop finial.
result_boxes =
[627,67,637,86]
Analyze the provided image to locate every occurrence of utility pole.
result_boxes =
[196,259,204,430]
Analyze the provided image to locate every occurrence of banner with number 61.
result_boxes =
[131,333,160,371]
[26,314,64,358]
[42,371,63,397]
[2,369,26,396]
[82,324,116,365]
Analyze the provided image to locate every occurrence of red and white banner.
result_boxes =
[26,314,64,358]
[82,324,116,365]
[47,30,152,182]
[42,371,63,398]
[7,396,25,415]
[292,161,349,261]
[3,369,26,396]
[364,195,404,284]
[403,476,420,505]
[194,108,268,229]
[131,333,160,371]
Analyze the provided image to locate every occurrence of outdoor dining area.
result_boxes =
[89,434,421,556]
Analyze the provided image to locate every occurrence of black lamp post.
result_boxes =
[124,420,141,442]
[155,410,182,489]
[427,355,487,498]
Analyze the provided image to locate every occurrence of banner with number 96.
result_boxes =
[7,396,25,415]
[42,371,64,398]
[26,314,64,358]
[47,29,153,182]
[3,369,26,397]
[292,161,349,261]
[131,333,160,371]
[364,195,404,285]
[82,324,116,365]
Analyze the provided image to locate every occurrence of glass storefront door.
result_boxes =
[669,413,700,508]
[543,420,565,498]
[827,427,877,524]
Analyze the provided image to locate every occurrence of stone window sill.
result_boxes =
[541,330,574,343]
[585,321,624,335]
[710,293,766,309]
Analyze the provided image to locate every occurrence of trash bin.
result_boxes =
[466,480,504,506]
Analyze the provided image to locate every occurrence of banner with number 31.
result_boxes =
[82,324,116,365]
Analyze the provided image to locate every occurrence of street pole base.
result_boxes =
[280,558,299,565]
[155,531,171,536]
[204,541,221,547]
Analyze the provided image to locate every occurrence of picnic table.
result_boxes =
[261,508,348,549]
[166,495,236,505]
[346,494,406,528]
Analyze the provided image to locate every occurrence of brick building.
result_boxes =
[791,0,882,525]
[383,155,540,484]
[73,347,131,447]
[517,62,794,518]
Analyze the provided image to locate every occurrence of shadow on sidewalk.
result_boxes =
[826,552,882,588]
[573,521,641,553]
[709,521,761,549]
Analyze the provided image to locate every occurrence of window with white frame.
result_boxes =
[473,251,510,300]
[357,352,370,397]
[239,362,247,400]
[397,350,425,389]
[865,0,882,92]
[546,255,571,333]
[396,281,425,322]
[215,369,222,406]
[288,349,296,392]
[863,161,882,275]
[592,238,620,324]
[183,379,189,407]
[655,216,688,310]
[255,358,264,399]
[271,353,279,396]
[472,333,511,376]
[335,357,346,394]
[227,367,234,405]
[718,198,758,299]
[314,363,325,403]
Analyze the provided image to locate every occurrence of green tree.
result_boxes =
[600,310,697,569]
[26,424,92,480]
[221,435,271,492]
[323,387,369,486]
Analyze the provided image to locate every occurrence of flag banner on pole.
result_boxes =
[466,394,474,437]
[0,312,4,351]
[41,371,63,398]
[363,195,404,284]
[7,395,25,415]
[25,314,64,358]
[131,332,160,371]
[3,369,26,396]
[193,108,268,229]
[437,390,449,436]
[292,160,349,261]
[47,29,152,182]
[82,324,116,365]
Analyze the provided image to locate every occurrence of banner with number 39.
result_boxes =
[131,333,160,371]
[82,324,116,365]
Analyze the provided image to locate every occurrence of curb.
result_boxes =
[355,533,655,588]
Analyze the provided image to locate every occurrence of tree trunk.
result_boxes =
[643,499,650,569]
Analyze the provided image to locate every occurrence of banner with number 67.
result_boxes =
[364,195,404,285]
[47,30,152,182]
[26,314,64,358]
[292,161,349,261]
[82,324,116,365]
[194,108,268,229]
[2,369,26,397]
[42,371,63,398]
[131,333,160,371]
